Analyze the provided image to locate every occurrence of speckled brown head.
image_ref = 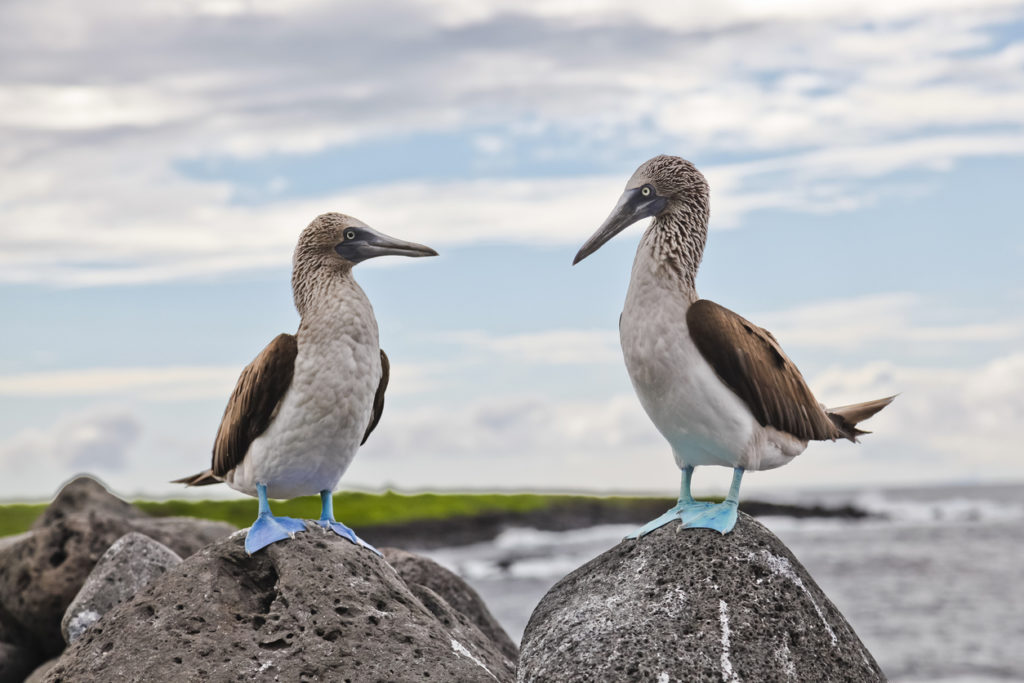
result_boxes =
[292,212,437,312]
[574,155,709,265]
[626,155,709,204]
[294,212,436,269]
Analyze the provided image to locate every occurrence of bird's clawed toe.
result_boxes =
[318,519,383,557]
[681,500,739,535]
[626,501,725,539]
[245,514,308,554]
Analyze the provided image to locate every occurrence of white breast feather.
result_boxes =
[620,245,807,472]
[227,278,381,499]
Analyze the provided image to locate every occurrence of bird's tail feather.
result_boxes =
[171,469,222,487]
[826,395,897,442]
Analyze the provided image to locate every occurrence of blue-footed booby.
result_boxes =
[175,213,436,554]
[573,155,894,536]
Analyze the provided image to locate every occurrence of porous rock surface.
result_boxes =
[0,603,38,683]
[61,532,182,644]
[383,547,519,661]
[0,476,235,658]
[23,658,58,683]
[46,524,516,682]
[518,512,884,683]
[31,476,144,529]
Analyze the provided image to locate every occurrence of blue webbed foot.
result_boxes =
[681,499,739,534]
[317,519,383,557]
[315,489,382,556]
[626,501,716,539]
[245,513,307,554]
[627,467,744,538]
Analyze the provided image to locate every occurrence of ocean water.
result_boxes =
[424,483,1024,682]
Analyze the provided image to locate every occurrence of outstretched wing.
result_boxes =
[686,300,840,441]
[361,349,390,445]
[212,333,298,476]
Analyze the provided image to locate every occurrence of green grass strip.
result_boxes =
[0,503,49,538]
[0,492,583,538]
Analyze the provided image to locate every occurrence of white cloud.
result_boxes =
[0,408,142,475]
[754,293,1024,351]
[0,366,240,400]
[439,329,620,365]
[1,1,1023,284]
[808,353,1024,470]
[2,350,1020,499]
[352,393,673,491]
[350,350,1024,492]
[0,361,434,400]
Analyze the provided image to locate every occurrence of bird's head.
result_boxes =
[573,155,709,265]
[296,213,438,270]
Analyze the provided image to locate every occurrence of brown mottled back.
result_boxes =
[212,333,298,477]
[686,300,844,442]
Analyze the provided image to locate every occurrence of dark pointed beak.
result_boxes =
[366,231,438,258]
[573,188,667,265]
[349,227,438,262]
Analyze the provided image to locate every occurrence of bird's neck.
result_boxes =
[292,261,357,319]
[637,202,708,300]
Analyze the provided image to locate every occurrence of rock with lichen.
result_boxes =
[517,512,884,682]
[45,525,516,682]
[0,477,234,660]
[61,532,182,644]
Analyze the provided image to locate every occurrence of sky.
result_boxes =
[1,0,1023,502]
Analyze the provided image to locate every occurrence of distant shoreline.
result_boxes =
[358,498,871,550]
[0,492,870,546]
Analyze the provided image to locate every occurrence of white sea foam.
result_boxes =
[853,491,1024,524]
[491,524,637,550]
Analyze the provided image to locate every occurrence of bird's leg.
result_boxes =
[315,489,382,557]
[317,489,335,530]
[626,465,712,539]
[680,465,696,505]
[726,467,744,505]
[681,467,743,535]
[244,483,308,554]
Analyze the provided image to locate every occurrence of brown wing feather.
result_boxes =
[211,333,298,477]
[361,349,389,445]
[686,300,840,441]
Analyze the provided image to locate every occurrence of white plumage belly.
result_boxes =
[621,257,805,472]
[227,291,381,500]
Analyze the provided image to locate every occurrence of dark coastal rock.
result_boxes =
[361,498,871,550]
[383,547,519,661]
[62,532,182,644]
[46,525,516,682]
[0,602,39,683]
[23,658,58,683]
[0,478,234,659]
[0,531,34,554]
[0,642,37,683]
[31,476,144,529]
[518,512,884,683]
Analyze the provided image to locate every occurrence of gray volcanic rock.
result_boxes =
[31,476,143,529]
[518,512,884,683]
[62,532,182,644]
[0,505,233,657]
[383,547,519,661]
[46,524,516,682]
[0,602,38,683]
[0,642,37,683]
[23,658,58,683]
[0,531,34,554]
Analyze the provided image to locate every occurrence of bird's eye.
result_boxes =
[641,186,652,197]
[345,230,357,240]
